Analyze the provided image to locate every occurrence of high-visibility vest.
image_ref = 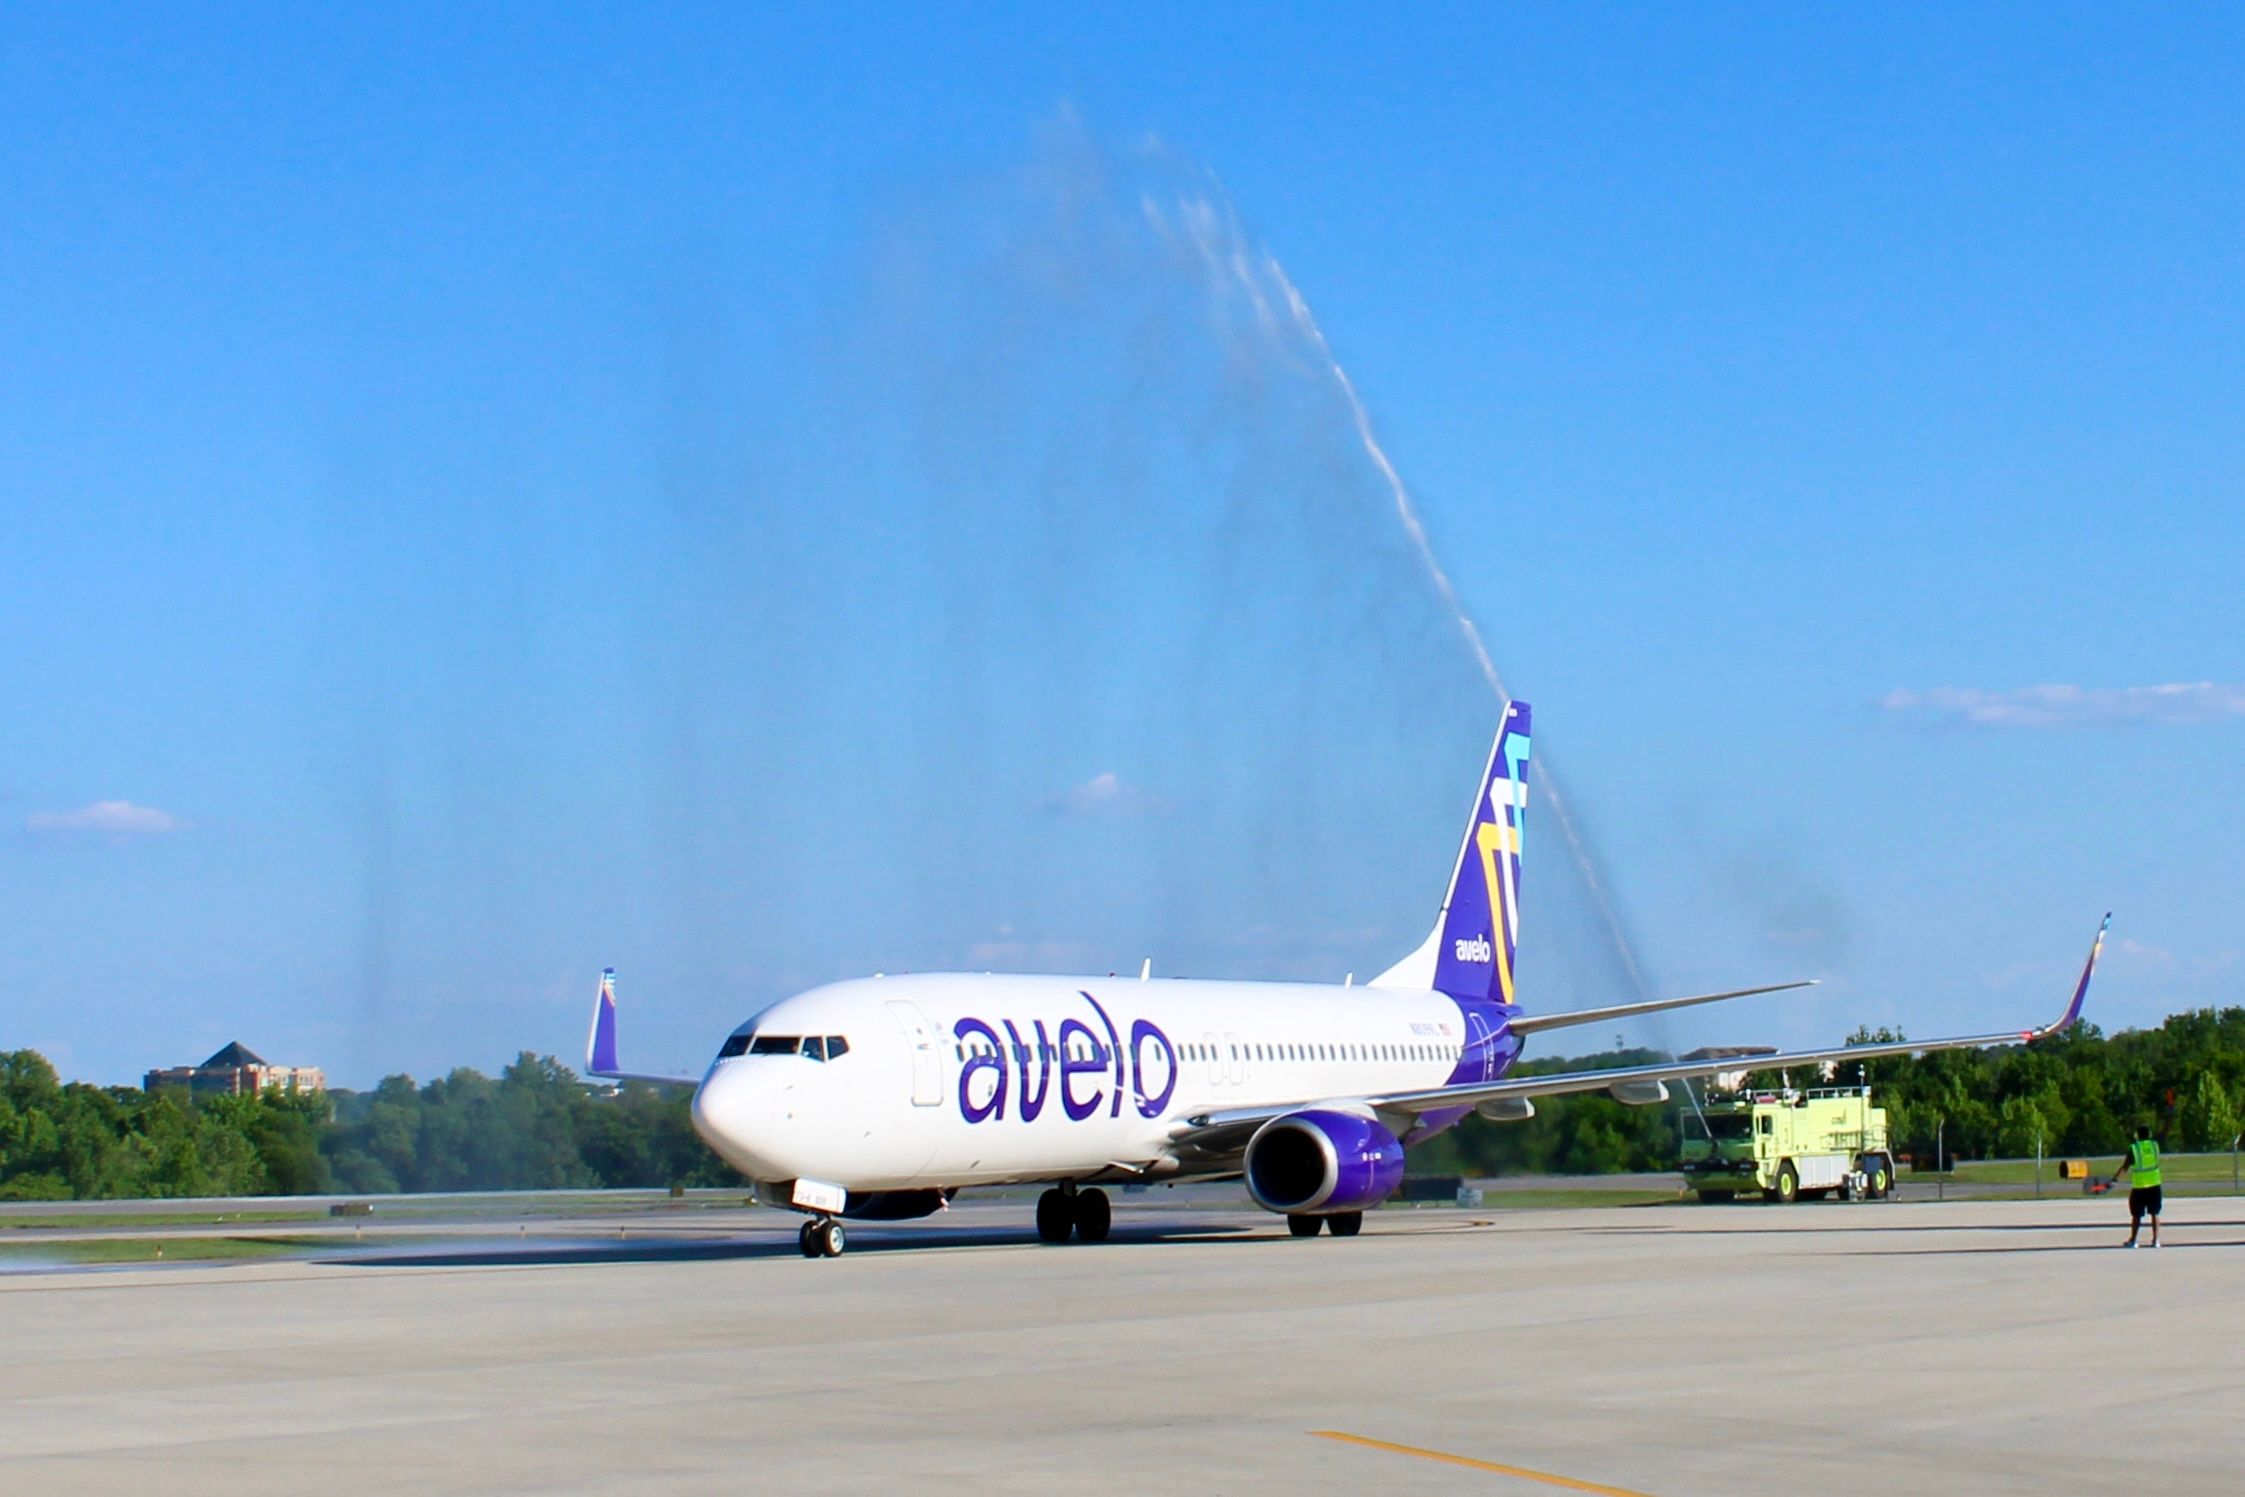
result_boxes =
[2128,1139,2162,1188]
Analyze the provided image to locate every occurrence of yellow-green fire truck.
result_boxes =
[1679,1086,1896,1203]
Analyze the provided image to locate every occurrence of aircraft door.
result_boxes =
[886,1000,943,1107]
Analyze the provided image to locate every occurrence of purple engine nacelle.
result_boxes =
[1244,1109,1407,1215]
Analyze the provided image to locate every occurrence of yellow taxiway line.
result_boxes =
[1309,1431,1655,1496]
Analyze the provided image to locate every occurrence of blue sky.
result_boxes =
[6,7,2241,1086]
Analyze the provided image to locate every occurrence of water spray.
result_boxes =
[1259,253,1713,1138]
[1163,186,1657,1000]
[1260,257,1654,1002]
[1160,176,1712,1138]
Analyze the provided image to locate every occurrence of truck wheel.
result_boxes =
[1866,1155,1893,1199]
[1773,1162,1799,1205]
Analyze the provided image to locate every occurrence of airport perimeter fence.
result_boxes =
[1903,1142,2245,1202]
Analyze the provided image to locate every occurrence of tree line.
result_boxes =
[4,1005,2242,1199]
[0,1050,728,1201]
[1379,1006,2245,1178]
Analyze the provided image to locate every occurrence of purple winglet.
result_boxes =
[589,968,621,1074]
[2050,914,2110,1036]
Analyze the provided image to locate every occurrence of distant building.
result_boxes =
[144,1041,325,1098]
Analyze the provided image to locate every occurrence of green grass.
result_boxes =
[0,1191,759,1231]
[1940,1151,2245,1188]
[0,1235,331,1264]
[0,1208,328,1231]
[1467,1189,1681,1210]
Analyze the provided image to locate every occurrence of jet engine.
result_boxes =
[1607,1080,1671,1106]
[1244,1109,1407,1215]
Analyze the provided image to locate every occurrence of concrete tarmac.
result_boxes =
[2,1194,2240,1495]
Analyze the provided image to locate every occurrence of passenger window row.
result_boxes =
[1174,1041,1462,1064]
[719,1030,1459,1068]
[944,1038,1463,1066]
[953,1039,1104,1063]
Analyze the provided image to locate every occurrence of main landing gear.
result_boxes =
[1036,1185,1111,1244]
[798,1216,846,1258]
[1285,1211,1365,1238]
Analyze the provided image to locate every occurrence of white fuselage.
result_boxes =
[689,972,1501,1192]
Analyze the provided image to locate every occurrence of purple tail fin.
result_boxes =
[1426,701,1531,1002]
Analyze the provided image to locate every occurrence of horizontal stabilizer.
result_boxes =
[1508,980,1818,1037]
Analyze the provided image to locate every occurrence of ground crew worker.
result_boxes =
[2110,1124,2162,1248]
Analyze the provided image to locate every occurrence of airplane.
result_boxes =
[589,700,2108,1258]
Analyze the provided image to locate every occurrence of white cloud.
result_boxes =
[25,800,189,837]
[1041,771,1170,817]
[1878,682,2245,729]
[966,925,1101,971]
[2114,937,2176,968]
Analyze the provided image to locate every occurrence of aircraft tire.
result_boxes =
[1075,1188,1111,1243]
[1327,1211,1364,1237]
[798,1220,819,1257]
[820,1219,846,1257]
[1035,1188,1074,1244]
[1287,1214,1322,1237]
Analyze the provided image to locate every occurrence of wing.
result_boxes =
[1173,915,2108,1153]
[585,968,702,1089]
[1506,979,1817,1037]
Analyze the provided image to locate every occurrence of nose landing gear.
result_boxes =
[797,1216,846,1258]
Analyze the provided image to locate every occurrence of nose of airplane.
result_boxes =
[690,1063,776,1172]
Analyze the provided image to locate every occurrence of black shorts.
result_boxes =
[2129,1185,2163,1220]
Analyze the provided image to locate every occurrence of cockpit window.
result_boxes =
[737,1033,848,1059]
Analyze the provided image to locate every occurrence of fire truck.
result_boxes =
[1678,1085,1896,1203]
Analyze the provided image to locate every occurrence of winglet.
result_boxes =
[2034,913,2109,1040]
[588,968,621,1075]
